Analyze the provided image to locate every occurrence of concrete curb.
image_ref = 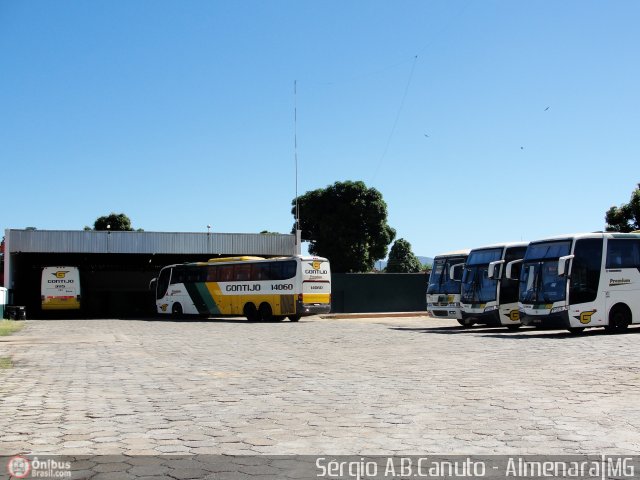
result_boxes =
[320,312,430,319]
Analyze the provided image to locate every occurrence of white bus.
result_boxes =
[154,255,331,321]
[426,249,470,322]
[41,266,81,310]
[507,232,640,333]
[457,242,528,328]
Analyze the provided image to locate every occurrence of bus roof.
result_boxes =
[162,255,329,270]
[528,231,640,245]
[433,249,471,258]
[207,256,265,263]
[468,241,529,252]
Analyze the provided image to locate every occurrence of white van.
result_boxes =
[41,266,81,310]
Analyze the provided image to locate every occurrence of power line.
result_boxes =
[370,55,419,182]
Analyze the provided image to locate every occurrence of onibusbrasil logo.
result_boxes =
[6,456,71,478]
[7,455,31,479]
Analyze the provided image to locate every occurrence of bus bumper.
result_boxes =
[461,309,501,327]
[297,301,331,316]
[428,307,462,319]
[520,311,571,329]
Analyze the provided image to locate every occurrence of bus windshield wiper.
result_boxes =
[467,267,482,302]
[532,262,544,303]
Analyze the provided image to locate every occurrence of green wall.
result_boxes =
[331,273,428,313]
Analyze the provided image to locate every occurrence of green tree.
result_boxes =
[605,183,640,232]
[292,180,396,273]
[386,238,422,273]
[93,213,135,231]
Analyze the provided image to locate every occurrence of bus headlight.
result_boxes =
[483,305,498,313]
[550,306,568,314]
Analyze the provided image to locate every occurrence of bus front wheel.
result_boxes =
[457,319,474,328]
[172,303,183,319]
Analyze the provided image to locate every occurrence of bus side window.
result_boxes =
[170,268,183,285]
[207,266,219,282]
[607,239,640,269]
[624,240,640,268]
[219,266,234,282]
[269,261,296,281]
[252,263,270,281]
[197,269,207,282]
[270,263,283,280]
[234,264,251,281]
[282,261,296,280]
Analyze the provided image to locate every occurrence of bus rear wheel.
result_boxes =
[605,306,631,333]
[258,303,273,322]
[567,327,585,334]
[243,303,259,322]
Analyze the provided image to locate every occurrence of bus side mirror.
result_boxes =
[488,260,505,280]
[449,263,464,281]
[505,259,523,280]
[558,255,574,277]
[149,278,157,291]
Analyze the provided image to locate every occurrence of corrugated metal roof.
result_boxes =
[5,229,297,256]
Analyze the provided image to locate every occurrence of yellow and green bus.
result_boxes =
[153,255,331,321]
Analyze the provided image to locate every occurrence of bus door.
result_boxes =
[604,238,640,325]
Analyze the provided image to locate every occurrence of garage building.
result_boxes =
[3,229,298,318]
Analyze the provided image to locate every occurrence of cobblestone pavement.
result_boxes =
[1,317,640,456]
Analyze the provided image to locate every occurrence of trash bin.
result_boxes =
[0,287,7,319]
[5,305,26,320]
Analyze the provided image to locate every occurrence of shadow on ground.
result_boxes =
[390,324,640,339]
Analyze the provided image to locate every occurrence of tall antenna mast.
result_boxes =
[294,80,299,232]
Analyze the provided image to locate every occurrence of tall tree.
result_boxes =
[93,213,134,231]
[292,181,396,272]
[386,238,422,273]
[605,183,640,232]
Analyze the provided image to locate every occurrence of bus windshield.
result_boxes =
[427,256,466,295]
[519,240,571,304]
[461,248,502,303]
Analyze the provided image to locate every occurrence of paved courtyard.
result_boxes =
[1,316,640,456]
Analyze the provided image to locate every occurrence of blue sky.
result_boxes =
[1,0,638,258]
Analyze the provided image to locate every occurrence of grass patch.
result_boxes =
[0,319,25,336]
[0,357,13,369]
